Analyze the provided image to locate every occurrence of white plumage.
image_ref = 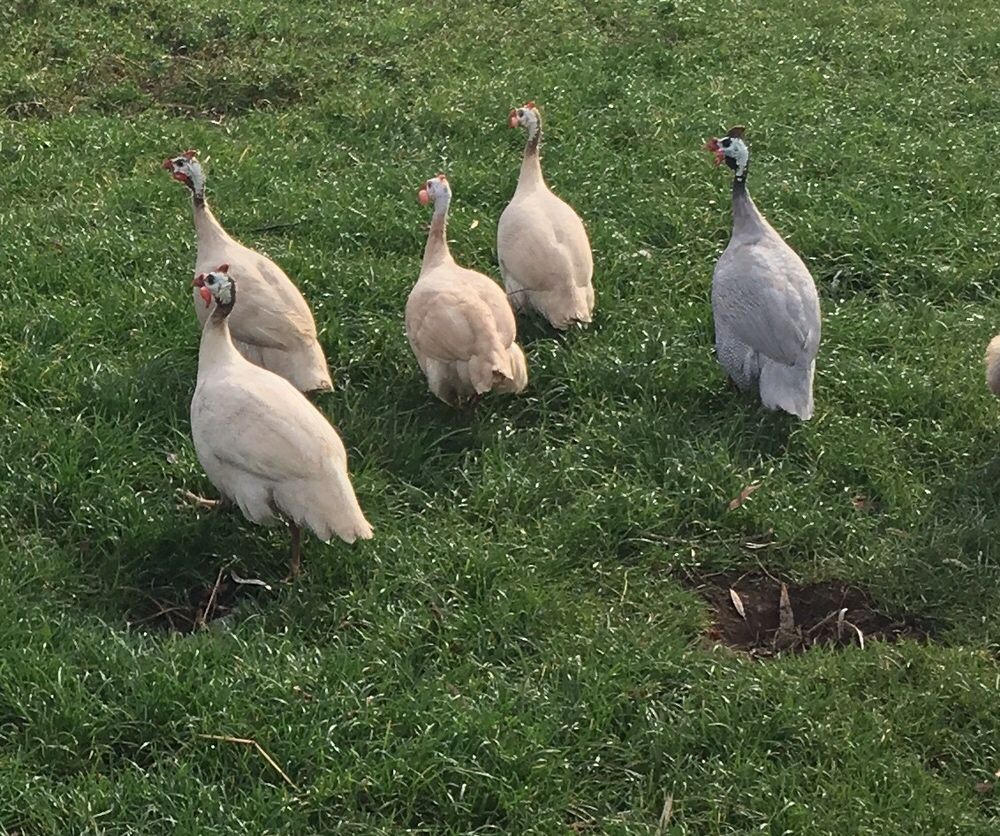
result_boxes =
[986,335,1000,396]
[706,127,821,420]
[189,268,371,576]
[164,151,333,394]
[497,102,595,329]
[406,174,528,406]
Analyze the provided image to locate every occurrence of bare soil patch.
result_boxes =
[690,572,926,658]
[127,568,271,633]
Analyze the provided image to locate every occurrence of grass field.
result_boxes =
[3,0,1000,832]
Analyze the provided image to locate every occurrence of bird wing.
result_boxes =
[406,273,510,364]
[193,370,347,484]
[498,191,593,293]
[713,240,820,367]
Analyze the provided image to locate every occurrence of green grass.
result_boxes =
[2,0,1000,832]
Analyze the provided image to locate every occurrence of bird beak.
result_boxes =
[703,138,724,165]
[418,188,429,206]
[162,158,174,171]
[508,109,520,128]
[199,286,213,307]
[192,274,205,288]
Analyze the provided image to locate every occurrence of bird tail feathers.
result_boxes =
[759,359,815,420]
[493,343,528,394]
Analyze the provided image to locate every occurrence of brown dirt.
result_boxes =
[690,572,926,658]
[127,570,267,633]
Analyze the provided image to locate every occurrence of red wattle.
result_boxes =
[200,286,213,306]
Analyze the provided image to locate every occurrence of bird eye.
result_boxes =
[517,109,524,117]
[721,139,731,149]
[206,275,216,285]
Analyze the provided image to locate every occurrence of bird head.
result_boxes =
[704,126,749,179]
[192,264,234,311]
[418,173,451,207]
[508,101,541,141]
[163,150,206,198]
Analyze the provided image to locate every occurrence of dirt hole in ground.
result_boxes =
[127,570,272,633]
[690,572,926,658]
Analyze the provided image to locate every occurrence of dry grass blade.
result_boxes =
[656,793,674,833]
[230,570,273,592]
[197,734,300,791]
[197,566,227,629]
[844,619,865,649]
[778,583,795,632]
[729,588,747,620]
[727,481,761,511]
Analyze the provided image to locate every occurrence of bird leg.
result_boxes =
[458,392,482,413]
[285,522,302,582]
[176,488,229,512]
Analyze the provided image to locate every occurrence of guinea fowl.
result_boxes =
[986,335,1000,396]
[497,102,595,329]
[406,174,528,406]
[163,150,332,394]
[188,266,372,577]
[704,126,821,420]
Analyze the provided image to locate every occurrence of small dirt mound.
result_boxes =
[691,572,925,658]
[127,569,270,633]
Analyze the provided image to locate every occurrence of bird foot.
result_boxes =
[176,488,225,511]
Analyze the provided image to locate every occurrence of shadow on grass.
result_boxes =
[104,511,277,633]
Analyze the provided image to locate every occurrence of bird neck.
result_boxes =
[421,199,452,270]
[197,308,239,379]
[192,197,235,250]
[731,176,763,235]
[518,126,544,188]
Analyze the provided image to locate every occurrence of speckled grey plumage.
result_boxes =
[712,174,821,419]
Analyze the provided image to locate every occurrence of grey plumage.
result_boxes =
[709,130,821,420]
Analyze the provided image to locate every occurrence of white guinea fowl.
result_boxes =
[188,266,372,577]
[705,126,821,420]
[986,335,1000,396]
[405,174,528,406]
[164,150,332,395]
[496,102,595,329]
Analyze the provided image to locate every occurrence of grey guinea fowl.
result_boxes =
[704,126,821,420]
